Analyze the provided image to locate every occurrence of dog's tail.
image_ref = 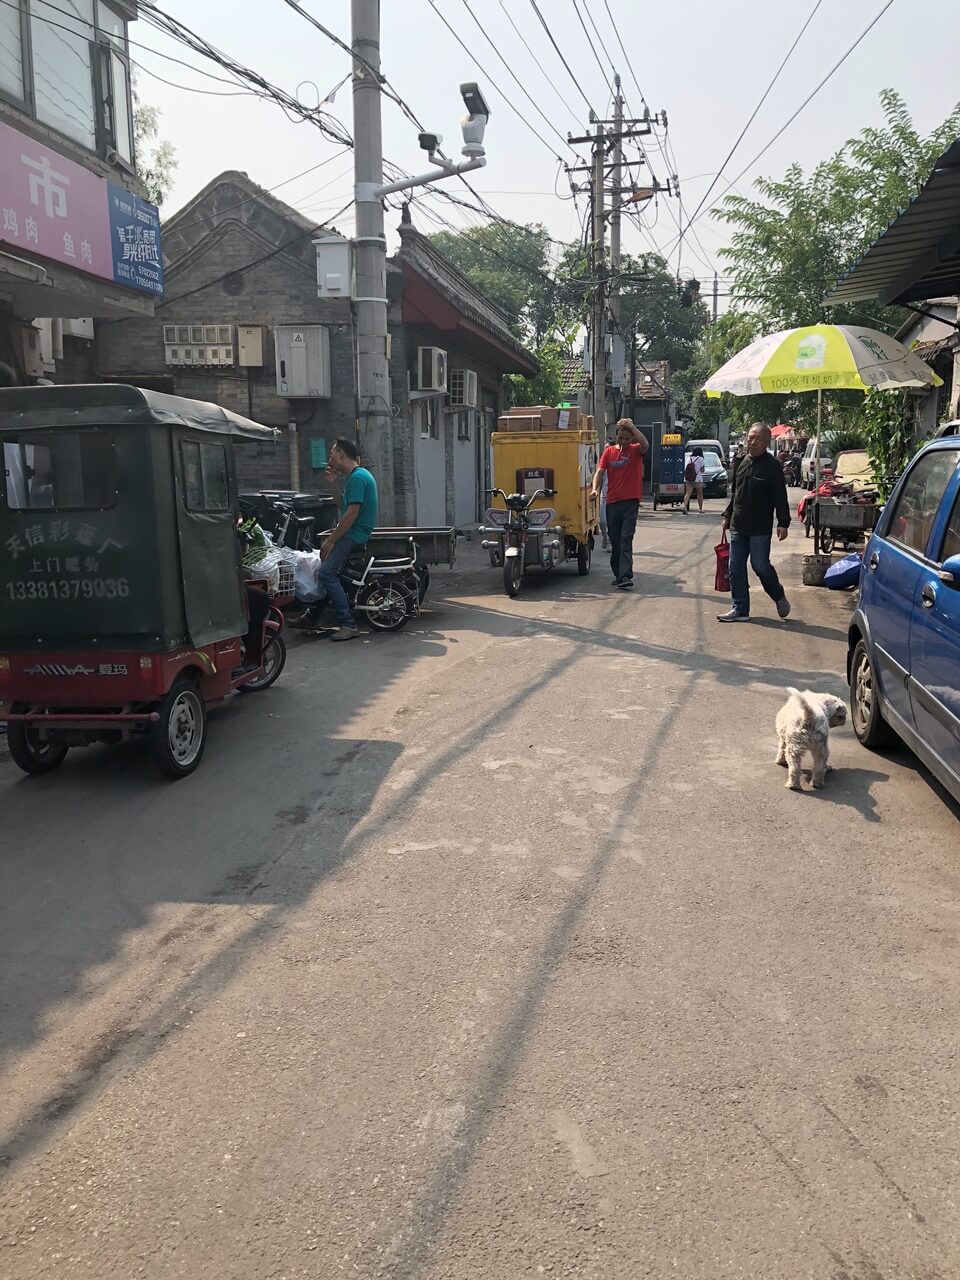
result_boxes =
[787,686,815,726]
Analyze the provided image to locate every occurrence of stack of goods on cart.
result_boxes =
[496,405,594,433]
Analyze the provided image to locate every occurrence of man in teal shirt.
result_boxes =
[318,437,379,640]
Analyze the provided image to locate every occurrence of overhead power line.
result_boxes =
[671,0,825,258]
[663,0,897,253]
[526,0,597,117]
[453,0,577,156]
[425,0,571,164]
[495,0,581,125]
[569,0,614,96]
[136,1,354,147]
[278,0,428,134]
[581,0,618,79]
[602,0,648,111]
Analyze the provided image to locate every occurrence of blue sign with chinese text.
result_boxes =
[107,183,164,296]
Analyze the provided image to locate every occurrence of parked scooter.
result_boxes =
[288,536,427,632]
[481,486,563,598]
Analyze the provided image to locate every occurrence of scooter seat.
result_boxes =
[372,556,415,568]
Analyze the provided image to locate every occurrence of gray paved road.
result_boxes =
[2,499,959,1279]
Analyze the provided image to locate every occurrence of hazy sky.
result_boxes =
[138,0,960,299]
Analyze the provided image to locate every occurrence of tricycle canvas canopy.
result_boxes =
[0,384,273,653]
[0,382,279,440]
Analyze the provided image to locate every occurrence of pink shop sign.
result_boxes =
[0,119,113,281]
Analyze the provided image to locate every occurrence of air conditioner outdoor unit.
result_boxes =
[448,368,478,406]
[418,346,447,393]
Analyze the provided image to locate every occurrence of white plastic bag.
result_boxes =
[294,551,324,603]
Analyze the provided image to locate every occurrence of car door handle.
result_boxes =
[921,583,936,609]
[867,552,879,572]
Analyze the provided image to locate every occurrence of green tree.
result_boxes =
[133,84,177,208]
[714,90,960,332]
[428,222,564,343]
[672,310,783,432]
[681,90,960,433]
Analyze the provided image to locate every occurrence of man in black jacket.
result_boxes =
[718,423,791,622]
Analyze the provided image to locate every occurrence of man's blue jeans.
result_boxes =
[729,530,785,617]
[317,538,360,628]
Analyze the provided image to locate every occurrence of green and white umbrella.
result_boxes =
[702,323,943,488]
[702,323,943,397]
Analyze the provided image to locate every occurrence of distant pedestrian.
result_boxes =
[683,446,705,514]
[591,418,649,590]
[717,423,791,623]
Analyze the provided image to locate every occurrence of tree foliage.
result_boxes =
[133,83,177,208]
[677,90,960,431]
[714,90,960,332]
[427,222,564,343]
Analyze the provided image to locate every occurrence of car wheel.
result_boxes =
[850,640,896,749]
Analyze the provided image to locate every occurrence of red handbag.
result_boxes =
[714,530,731,593]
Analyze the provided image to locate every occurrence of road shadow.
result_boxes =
[748,616,849,644]
[0,633,457,1171]
[784,765,888,823]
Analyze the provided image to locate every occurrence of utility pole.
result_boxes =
[351,0,395,520]
[609,76,623,336]
[712,272,719,323]
[591,121,606,438]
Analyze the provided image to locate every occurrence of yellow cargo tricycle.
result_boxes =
[479,419,600,597]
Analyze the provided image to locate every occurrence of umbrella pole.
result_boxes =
[814,388,822,553]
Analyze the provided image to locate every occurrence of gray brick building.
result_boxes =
[94,173,537,524]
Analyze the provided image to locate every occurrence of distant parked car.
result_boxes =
[847,437,960,803]
[801,437,832,487]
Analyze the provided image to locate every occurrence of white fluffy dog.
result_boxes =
[775,687,847,790]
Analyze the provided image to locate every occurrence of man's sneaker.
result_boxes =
[776,595,792,619]
[330,627,360,642]
[617,578,634,591]
[717,608,749,622]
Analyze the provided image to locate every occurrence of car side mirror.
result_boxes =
[939,554,960,586]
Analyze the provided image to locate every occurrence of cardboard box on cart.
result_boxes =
[491,428,600,543]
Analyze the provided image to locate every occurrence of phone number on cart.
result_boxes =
[5,578,131,601]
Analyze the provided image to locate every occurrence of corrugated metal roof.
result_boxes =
[826,138,960,306]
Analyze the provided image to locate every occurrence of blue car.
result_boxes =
[847,437,960,803]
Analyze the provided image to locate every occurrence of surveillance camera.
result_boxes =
[105,146,119,165]
[459,82,490,157]
[418,131,443,153]
[460,82,490,120]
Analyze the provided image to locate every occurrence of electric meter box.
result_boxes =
[238,325,264,367]
[315,235,353,299]
[274,325,331,399]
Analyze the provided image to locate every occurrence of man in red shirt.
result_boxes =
[591,417,649,589]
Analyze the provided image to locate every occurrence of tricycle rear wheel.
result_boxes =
[239,633,286,692]
[152,676,207,779]
[577,538,592,575]
[7,717,69,776]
